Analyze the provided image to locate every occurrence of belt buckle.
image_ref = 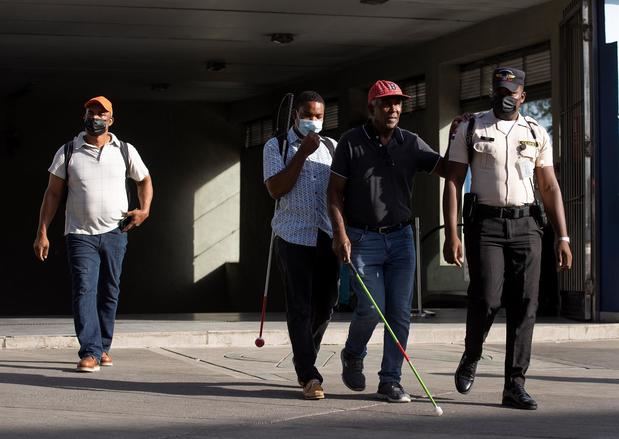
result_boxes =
[498,207,513,219]
[377,225,389,234]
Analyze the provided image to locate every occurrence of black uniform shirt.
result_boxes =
[331,121,440,227]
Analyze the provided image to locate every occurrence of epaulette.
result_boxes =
[524,115,539,126]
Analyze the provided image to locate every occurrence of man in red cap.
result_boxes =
[33,96,153,372]
[328,80,447,402]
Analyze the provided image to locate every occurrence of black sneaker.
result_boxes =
[340,349,365,391]
[377,382,411,403]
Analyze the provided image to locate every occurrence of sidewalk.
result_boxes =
[2,309,619,349]
[1,340,618,438]
[1,310,618,438]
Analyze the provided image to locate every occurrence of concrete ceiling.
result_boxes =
[0,0,551,102]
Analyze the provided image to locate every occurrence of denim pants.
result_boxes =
[344,225,415,385]
[274,230,339,384]
[66,228,128,360]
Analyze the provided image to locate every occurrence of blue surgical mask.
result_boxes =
[297,118,323,136]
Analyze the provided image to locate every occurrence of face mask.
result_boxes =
[491,94,518,117]
[84,118,108,136]
[297,118,323,136]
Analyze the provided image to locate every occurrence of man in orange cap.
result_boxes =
[328,80,447,402]
[33,96,153,372]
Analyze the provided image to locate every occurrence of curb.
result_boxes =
[2,323,619,349]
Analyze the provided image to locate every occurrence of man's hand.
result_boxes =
[332,232,351,263]
[443,235,464,267]
[449,112,473,140]
[33,233,50,262]
[121,209,150,232]
[298,132,320,157]
[557,241,572,271]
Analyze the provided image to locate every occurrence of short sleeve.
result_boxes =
[330,133,351,178]
[535,126,553,168]
[263,137,283,182]
[446,121,469,165]
[414,136,441,173]
[48,145,68,180]
[126,143,150,181]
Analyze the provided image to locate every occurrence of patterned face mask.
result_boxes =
[84,118,108,135]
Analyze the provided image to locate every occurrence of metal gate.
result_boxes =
[559,0,596,320]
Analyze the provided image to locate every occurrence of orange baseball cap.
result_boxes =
[84,96,113,114]
[368,80,410,104]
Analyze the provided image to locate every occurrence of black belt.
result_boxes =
[476,204,532,219]
[347,221,410,234]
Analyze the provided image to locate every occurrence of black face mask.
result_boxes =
[84,118,107,136]
[491,94,518,117]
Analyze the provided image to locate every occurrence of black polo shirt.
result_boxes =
[331,121,440,228]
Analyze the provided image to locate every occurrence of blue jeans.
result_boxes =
[66,228,128,360]
[344,225,415,385]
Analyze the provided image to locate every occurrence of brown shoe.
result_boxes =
[101,352,113,367]
[76,356,100,372]
[303,379,325,400]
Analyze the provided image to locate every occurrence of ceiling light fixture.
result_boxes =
[270,33,294,44]
[360,0,389,4]
[206,60,226,72]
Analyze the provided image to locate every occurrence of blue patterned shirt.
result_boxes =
[263,128,336,247]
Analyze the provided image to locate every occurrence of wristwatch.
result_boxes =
[558,236,570,243]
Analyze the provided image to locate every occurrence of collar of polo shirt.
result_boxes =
[77,131,120,149]
[362,120,405,145]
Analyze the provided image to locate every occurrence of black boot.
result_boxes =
[454,353,478,394]
[502,384,538,410]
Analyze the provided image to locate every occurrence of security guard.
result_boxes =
[443,67,572,410]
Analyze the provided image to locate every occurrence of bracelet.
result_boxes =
[558,236,570,243]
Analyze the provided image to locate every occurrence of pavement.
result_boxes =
[1,310,618,438]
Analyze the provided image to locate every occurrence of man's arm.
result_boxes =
[432,157,448,178]
[433,113,474,179]
[33,174,65,261]
[265,133,320,199]
[327,173,350,263]
[535,166,572,271]
[123,175,153,231]
[442,162,468,267]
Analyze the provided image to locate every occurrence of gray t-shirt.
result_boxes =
[331,122,439,227]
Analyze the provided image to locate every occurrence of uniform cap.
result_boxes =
[492,67,525,92]
[368,80,410,104]
[84,96,113,114]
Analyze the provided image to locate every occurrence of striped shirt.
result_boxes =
[263,128,336,247]
[48,131,150,236]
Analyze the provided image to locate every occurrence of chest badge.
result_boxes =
[519,140,538,148]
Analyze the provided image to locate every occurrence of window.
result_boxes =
[245,117,273,148]
[460,43,551,113]
[521,98,553,141]
[324,101,339,131]
[401,76,427,113]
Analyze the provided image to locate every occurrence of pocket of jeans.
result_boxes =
[346,227,366,243]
